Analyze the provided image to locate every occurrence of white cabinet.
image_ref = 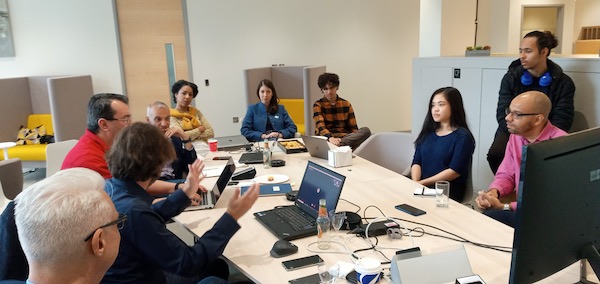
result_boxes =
[413,56,600,191]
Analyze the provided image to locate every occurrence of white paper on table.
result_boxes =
[202,165,225,178]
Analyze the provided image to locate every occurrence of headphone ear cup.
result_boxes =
[521,72,533,86]
[539,72,552,87]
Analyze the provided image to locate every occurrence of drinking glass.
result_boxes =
[435,180,450,208]
[318,262,340,284]
[329,210,346,240]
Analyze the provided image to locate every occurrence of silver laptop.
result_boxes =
[301,135,337,159]
[215,135,251,150]
[185,158,235,211]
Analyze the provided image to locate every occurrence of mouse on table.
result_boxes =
[270,240,298,258]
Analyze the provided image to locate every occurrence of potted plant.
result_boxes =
[465,45,491,57]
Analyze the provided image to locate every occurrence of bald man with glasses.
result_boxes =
[476,91,567,227]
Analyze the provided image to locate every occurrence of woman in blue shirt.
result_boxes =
[411,87,476,202]
[241,79,297,141]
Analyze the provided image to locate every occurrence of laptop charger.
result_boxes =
[231,166,256,180]
[350,221,399,237]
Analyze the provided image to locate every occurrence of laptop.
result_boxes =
[215,135,251,151]
[238,151,264,164]
[185,158,236,211]
[301,135,338,159]
[253,161,346,240]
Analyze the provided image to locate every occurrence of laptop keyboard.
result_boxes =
[274,208,316,231]
[200,191,209,206]
[239,151,264,164]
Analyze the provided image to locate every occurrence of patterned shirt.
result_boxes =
[312,95,358,138]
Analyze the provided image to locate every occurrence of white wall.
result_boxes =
[186,0,420,136]
[0,0,122,94]
[573,0,600,41]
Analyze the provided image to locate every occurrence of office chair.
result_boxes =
[354,132,414,176]
[45,139,78,178]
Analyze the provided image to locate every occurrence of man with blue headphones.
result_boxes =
[487,31,575,174]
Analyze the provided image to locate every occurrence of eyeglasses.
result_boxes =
[505,108,540,118]
[105,116,132,124]
[84,213,127,242]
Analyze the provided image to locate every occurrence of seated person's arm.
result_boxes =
[240,107,263,142]
[313,102,331,138]
[416,168,461,187]
[410,164,422,182]
[170,117,202,142]
[476,188,502,210]
[147,179,177,196]
[196,111,214,141]
[346,104,359,133]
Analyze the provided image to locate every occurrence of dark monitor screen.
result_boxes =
[510,126,600,283]
[295,161,346,219]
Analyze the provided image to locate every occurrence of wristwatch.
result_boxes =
[503,203,511,211]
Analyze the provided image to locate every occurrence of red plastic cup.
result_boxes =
[208,139,218,152]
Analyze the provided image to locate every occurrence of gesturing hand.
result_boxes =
[182,159,205,199]
[226,183,259,220]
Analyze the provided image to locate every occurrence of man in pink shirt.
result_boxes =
[476,91,567,227]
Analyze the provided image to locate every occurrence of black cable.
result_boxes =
[360,205,512,253]
[339,198,361,213]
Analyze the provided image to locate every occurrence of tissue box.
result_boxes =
[328,146,352,168]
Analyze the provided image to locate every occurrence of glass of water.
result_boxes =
[435,180,450,208]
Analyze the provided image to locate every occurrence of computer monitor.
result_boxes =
[509,126,600,283]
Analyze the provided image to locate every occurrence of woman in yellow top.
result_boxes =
[169,79,215,142]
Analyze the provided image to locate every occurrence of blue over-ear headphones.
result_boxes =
[521,71,552,87]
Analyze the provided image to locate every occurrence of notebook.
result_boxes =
[215,135,251,151]
[301,135,338,159]
[241,183,293,196]
[238,151,264,164]
[185,158,236,211]
[253,161,346,240]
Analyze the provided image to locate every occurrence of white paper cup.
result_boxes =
[355,258,382,284]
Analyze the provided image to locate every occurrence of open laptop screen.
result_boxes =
[214,158,236,197]
[295,161,346,219]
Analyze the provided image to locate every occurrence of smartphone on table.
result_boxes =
[395,204,426,216]
[281,255,324,271]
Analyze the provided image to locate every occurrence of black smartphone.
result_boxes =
[289,273,321,284]
[395,204,426,216]
[281,255,323,271]
[213,156,232,160]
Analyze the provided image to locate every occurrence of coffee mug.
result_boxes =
[355,257,382,284]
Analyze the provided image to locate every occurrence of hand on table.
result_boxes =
[475,190,502,210]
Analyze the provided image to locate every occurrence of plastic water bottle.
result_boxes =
[263,140,272,169]
[316,198,331,249]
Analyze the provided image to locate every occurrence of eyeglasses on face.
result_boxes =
[84,213,127,242]
[505,108,539,118]
[105,116,132,124]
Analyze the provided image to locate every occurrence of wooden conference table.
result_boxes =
[173,143,589,284]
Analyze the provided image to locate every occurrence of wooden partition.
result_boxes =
[243,65,326,136]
